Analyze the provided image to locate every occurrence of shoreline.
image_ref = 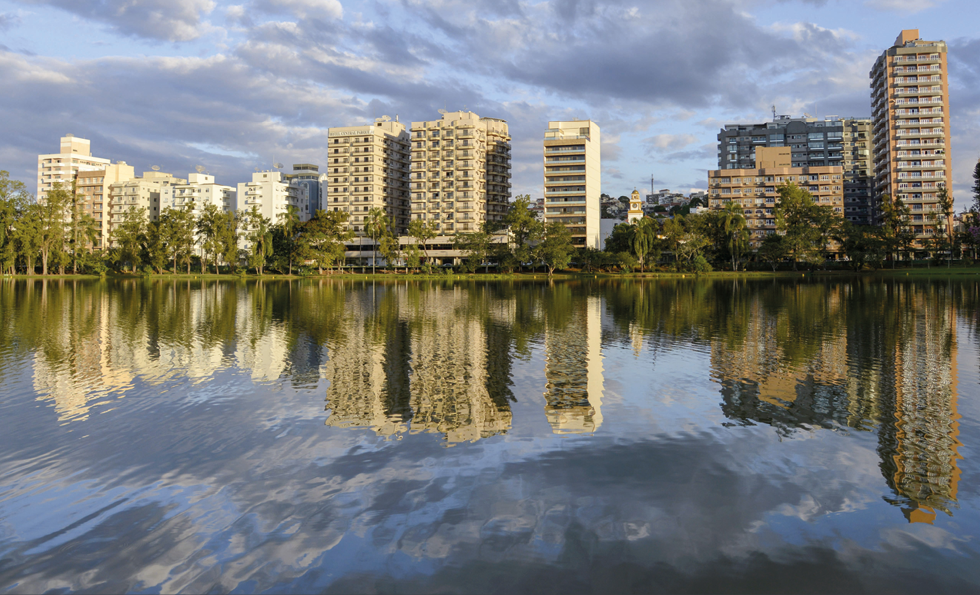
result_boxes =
[4,266,980,281]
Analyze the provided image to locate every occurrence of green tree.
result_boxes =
[37,182,71,275]
[300,209,352,274]
[758,233,788,271]
[111,206,148,273]
[603,222,634,254]
[721,201,749,271]
[454,227,494,273]
[774,183,832,270]
[196,203,222,274]
[616,252,637,273]
[935,185,954,267]
[217,210,241,272]
[0,171,28,275]
[274,205,302,275]
[631,218,656,272]
[365,207,391,274]
[504,194,544,269]
[408,218,436,272]
[540,221,574,276]
[243,206,273,275]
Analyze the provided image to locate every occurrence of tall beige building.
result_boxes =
[410,111,511,236]
[325,118,412,238]
[75,163,135,249]
[870,30,951,240]
[36,135,111,201]
[543,120,601,248]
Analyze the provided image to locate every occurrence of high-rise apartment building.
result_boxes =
[543,120,601,248]
[870,30,951,239]
[409,111,511,236]
[36,135,111,201]
[708,147,844,245]
[718,116,872,224]
[75,162,135,249]
[161,173,236,219]
[283,164,327,214]
[236,171,309,224]
[325,119,412,236]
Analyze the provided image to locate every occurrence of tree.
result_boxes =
[364,207,391,274]
[631,218,656,272]
[774,183,832,270]
[299,209,352,274]
[159,206,196,275]
[971,159,980,216]
[37,182,71,275]
[454,227,494,273]
[935,185,954,267]
[835,222,885,271]
[758,233,788,271]
[720,201,749,271]
[504,194,544,269]
[275,205,302,275]
[408,219,436,272]
[196,203,222,274]
[0,171,27,275]
[540,221,574,276]
[111,206,147,273]
[603,222,634,254]
[217,210,241,272]
[616,252,637,273]
[242,206,273,275]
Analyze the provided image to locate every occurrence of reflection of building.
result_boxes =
[876,287,960,524]
[543,295,604,434]
[322,285,514,443]
[712,290,851,432]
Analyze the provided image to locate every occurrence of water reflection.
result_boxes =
[0,277,972,544]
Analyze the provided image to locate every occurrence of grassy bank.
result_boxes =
[6,264,980,281]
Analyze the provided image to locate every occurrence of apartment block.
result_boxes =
[718,115,872,224]
[870,29,951,240]
[325,118,412,237]
[74,162,135,249]
[237,171,309,224]
[161,173,236,218]
[708,147,844,245]
[107,172,187,243]
[543,120,601,248]
[409,110,511,236]
[36,135,111,201]
[283,163,327,214]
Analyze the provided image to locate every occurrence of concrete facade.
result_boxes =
[75,163,135,249]
[543,120,601,248]
[870,29,952,240]
[236,171,309,225]
[283,164,327,214]
[326,119,412,236]
[36,135,111,202]
[107,172,187,243]
[708,147,844,246]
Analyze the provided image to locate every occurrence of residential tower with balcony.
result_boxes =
[543,120,601,248]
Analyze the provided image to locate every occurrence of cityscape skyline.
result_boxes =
[1,1,978,210]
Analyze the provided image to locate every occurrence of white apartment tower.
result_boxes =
[162,173,236,218]
[283,164,327,214]
[543,120,601,248]
[870,30,952,239]
[236,171,309,224]
[36,135,111,201]
[326,118,412,236]
[410,111,512,235]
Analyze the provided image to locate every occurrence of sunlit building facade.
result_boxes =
[543,120,601,248]
[36,134,110,202]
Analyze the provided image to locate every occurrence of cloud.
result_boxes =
[253,0,343,20]
[15,0,217,41]
[644,134,700,152]
[0,12,21,31]
[864,0,942,12]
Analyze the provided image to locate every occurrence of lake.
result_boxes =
[1,277,978,593]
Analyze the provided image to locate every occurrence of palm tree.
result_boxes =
[365,207,390,275]
[721,202,748,271]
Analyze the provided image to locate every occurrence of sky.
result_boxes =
[1,0,978,208]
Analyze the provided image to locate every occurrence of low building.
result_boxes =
[707,147,844,245]
[236,171,309,225]
[107,171,187,243]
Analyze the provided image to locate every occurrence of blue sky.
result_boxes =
[1,0,978,208]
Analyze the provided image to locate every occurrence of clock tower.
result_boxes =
[627,189,643,224]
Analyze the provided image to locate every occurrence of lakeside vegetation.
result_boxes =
[3,165,979,278]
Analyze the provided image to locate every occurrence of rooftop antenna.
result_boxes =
[379,115,391,122]
[772,105,776,120]
[151,165,161,171]
[195,165,206,174]
[438,108,448,115]
[273,162,284,171]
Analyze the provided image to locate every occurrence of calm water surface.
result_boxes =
[1,278,979,593]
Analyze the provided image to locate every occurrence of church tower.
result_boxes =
[627,189,643,224]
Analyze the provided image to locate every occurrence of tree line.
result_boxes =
[4,167,978,276]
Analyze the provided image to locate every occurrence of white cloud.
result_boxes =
[864,0,942,12]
